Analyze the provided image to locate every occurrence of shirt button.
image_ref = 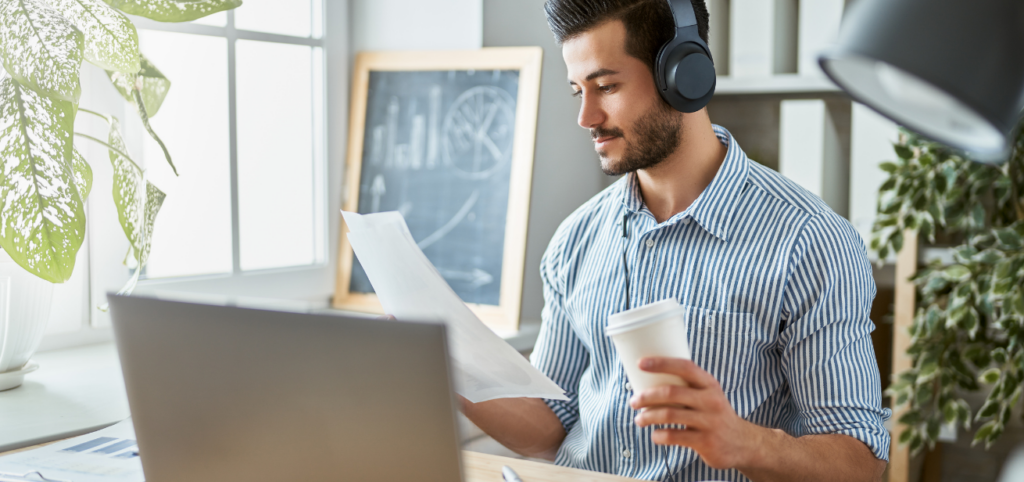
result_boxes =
[645,239,655,248]
[622,448,632,458]
[682,218,691,225]
[625,382,632,392]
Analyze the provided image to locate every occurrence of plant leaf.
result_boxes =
[973,420,998,446]
[973,249,1004,265]
[106,116,145,253]
[995,228,1022,249]
[0,0,84,102]
[943,265,971,281]
[103,0,241,22]
[110,180,164,298]
[980,367,1001,385]
[105,115,166,267]
[0,77,84,282]
[47,0,139,73]
[131,88,176,175]
[71,146,92,199]
[894,144,913,160]
[106,53,169,116]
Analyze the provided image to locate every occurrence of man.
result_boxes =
[461,1,891,480]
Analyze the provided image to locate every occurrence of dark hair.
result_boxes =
[544,0,709,74]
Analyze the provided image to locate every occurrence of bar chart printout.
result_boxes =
[0,419,143,482]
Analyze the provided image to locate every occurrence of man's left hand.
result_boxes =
[629,356,763,471]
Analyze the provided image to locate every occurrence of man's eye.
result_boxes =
[571,90,583,98]
[599,85,614,93]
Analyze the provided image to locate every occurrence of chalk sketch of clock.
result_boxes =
[442,86,517,180]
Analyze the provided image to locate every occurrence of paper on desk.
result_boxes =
[0,419,142,482]
[343,211,567,403]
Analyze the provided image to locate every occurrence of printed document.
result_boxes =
[0,419,142,482]
[342,211,567,403]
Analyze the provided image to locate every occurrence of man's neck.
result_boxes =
[635,110,727,224]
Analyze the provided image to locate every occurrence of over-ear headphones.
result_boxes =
[655,0,716,113]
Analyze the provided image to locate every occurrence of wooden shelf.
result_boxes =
[715,74,841,95]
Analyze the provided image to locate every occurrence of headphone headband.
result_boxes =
[669,0,698,28]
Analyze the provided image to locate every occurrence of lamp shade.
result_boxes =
[819,0,1024,162]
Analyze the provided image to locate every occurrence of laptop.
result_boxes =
[107,294,464,482]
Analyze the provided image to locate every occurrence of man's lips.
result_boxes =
[594,135,620,147]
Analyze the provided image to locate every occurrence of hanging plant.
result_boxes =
[871,123,1024,453]
[0,0,241,294]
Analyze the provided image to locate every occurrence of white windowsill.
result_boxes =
[0,320,541,453]
[0,343,129,453]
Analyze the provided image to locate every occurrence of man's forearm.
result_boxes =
[738,427,886,482]
[460,397,566,461]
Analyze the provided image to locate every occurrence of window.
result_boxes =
[42,1,340,350]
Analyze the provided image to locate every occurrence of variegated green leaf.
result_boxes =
[48,0,139,73]
[106,54,169,116]
[103,0,242,22]
[0,0,84,102]
[139,180,165,264]
[107,116,146,253]
[132,89,175,174]
[112,180,164,297]
[71,147,92,200]
[0,77,84,282]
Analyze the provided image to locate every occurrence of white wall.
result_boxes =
[351,0,482,51]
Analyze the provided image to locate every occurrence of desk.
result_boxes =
[464,452,637,481]
[0,441,637,482]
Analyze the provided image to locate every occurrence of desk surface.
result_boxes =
[1,441,637,482]
[464,451,637,481]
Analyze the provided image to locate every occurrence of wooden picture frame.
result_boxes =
[333,48,543,335]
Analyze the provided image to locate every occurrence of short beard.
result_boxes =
[595,100,682,176]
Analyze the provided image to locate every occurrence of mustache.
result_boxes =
[591,126,624,140]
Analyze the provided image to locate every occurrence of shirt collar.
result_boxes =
[619,124,749,242]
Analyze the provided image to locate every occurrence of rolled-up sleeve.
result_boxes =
[780,211,892,461]
[529,229,589,435]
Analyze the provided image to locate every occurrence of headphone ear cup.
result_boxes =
[657,40,716,113]
[673,53,716,100]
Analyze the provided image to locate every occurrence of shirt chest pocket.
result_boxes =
[686,308,757,394]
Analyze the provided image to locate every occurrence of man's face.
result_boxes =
[563,20,682,176]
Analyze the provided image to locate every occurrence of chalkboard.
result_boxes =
[334,49,543,333]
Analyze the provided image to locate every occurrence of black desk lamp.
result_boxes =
[818,0,1024,163]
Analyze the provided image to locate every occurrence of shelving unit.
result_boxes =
[715,74,840,95]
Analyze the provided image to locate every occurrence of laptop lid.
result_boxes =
[108,294,463,482]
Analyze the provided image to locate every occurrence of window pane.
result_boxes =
[192,11,227,26]
[234,0,313,38]
[137,31,233,278]
[236,40,319,271]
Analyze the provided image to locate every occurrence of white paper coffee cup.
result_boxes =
[606,299,691,393]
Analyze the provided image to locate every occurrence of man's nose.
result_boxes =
[577,94,606,130]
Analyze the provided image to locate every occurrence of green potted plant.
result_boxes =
[0,0,241,390]
[871,123,1024,452]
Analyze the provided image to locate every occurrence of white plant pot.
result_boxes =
[0,249,53,390]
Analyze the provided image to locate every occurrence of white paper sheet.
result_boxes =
[0,419,142,482]
[343,211,567,403]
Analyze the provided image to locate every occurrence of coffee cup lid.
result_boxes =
[605,305,688,337]
[608,298,680,327]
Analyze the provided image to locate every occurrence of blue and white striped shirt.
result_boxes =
[530,125,891,481]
